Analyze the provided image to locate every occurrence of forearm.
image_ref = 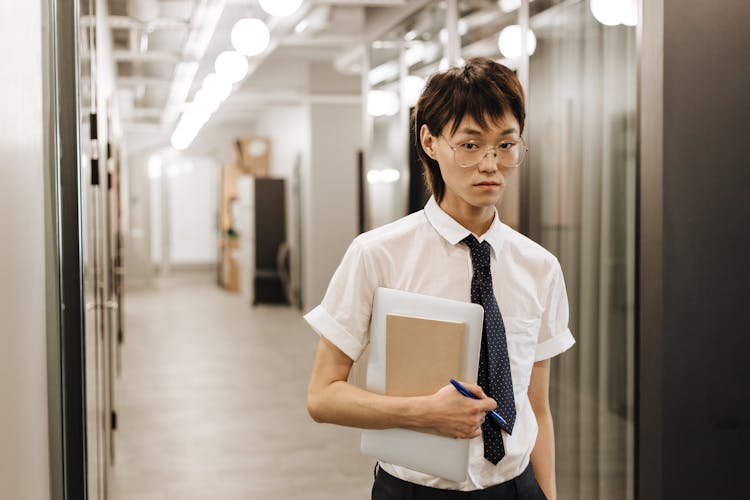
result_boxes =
[530,408,557,500]
[307,337,491,438]
[308,379,431,430]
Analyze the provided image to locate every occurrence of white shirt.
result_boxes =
[304,197,575,490]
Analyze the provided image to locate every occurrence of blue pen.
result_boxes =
[449,378,507,427]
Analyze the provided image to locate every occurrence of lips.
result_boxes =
[474,181,501,186]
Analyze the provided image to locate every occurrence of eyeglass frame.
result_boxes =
[439,134,529,168]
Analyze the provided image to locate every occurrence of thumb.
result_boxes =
[479,397,498,412]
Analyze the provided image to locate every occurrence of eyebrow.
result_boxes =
[455,127,519,136]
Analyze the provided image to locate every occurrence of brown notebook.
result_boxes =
[385,314,465,398]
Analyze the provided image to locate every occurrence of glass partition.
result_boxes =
[362,2,636,498]
[525,2,637,500]
[367,30,405,228]
[453,1,637,499]
[366,3,446,229]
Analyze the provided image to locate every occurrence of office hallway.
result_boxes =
[112,271,372,500]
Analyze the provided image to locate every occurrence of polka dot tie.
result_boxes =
[462,235,516,465]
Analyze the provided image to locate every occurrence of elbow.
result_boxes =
[306,392,327,423]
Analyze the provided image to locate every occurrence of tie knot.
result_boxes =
[462,235,491,269]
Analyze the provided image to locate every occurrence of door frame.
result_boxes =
[46,0,89,498]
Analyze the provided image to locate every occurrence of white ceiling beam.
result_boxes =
[228,90,361,107]
[317,0,408,5]
[80,15,189,30]
[223,0,407,5]
[279,34,365,47]
[113,49,180,63]
[117,76,173,88]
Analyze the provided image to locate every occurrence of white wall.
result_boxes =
[299,62,363,308]
[167,156,220,265]
[305,101,362,307]
[0,1,52,499]
[145,153,221,268]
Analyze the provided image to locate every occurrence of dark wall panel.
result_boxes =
[660,0,750,497]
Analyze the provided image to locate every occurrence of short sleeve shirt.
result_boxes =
[304,197,575,490]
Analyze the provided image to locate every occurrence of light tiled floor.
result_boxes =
[113,271,632,500]
[112,271,373,500]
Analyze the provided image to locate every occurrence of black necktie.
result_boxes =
[462,235,516,465]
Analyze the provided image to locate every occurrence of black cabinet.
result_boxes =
[253,178,288,305]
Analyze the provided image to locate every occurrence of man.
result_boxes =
[305,57,574,499]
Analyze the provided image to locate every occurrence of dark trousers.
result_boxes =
[372,464,548,500]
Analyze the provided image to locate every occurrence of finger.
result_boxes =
[460,381,487,398]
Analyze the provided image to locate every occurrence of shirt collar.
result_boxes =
[424,196,505,256]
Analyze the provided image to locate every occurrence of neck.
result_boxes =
[438,198,496,236]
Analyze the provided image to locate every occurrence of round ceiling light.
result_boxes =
[498,0,521,13]
[590,0,637,26]
[259,0,303,17]
[497,24,537,59]
[192,89,220,116]
[590,0,622,26]
[231,18,270,57]
[214,50,249,84]
[202,73,232,102]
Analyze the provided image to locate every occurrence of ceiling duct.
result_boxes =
[127,0,159,22]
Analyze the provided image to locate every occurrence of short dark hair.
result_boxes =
[413,57,526,203]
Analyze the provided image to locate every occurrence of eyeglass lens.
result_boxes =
[455,142,526,168]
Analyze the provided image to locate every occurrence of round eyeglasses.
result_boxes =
[441,135,528,168]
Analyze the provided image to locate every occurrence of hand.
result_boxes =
[422,382,497,439]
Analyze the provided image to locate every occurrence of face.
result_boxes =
[420,113,522,215]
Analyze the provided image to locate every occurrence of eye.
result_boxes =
[499,141,517,150]
[460,142,481,151]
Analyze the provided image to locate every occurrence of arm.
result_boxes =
[528,358,557,500]
[306,336,497,438]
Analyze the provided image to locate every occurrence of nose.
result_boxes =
[477,149,499,172]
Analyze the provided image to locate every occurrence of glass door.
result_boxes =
[79,1,121,498]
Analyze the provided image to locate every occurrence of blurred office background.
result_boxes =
[2,1,748,500]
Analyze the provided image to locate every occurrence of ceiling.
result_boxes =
[90,0,423,135]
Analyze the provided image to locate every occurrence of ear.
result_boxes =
[419,124,437,159]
